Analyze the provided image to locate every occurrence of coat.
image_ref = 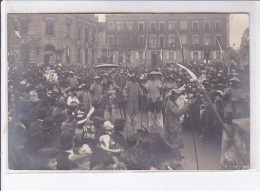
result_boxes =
[164,99,189,149]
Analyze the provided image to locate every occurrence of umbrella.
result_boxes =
[94,64,119,69]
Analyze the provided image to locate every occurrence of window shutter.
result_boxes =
[213,51,216,59]
[130,54,133,63]
[198,51,201,59]
[123,55,126,63]
[136,52,139,59]
[191,51,194,59]
[174,52,176,60]
[113,55,116,62]
[166,51,169,60]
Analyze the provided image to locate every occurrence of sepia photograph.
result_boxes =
[7,12,250,171]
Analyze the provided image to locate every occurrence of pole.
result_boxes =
[189,108,200,170]
[176,63,246,165]
[177,32,199,169]
[199,83,245,165]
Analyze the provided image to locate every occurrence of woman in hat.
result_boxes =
[164,89,192,150]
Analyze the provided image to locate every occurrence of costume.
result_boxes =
[123,80,143,133]
[164,99,189,149]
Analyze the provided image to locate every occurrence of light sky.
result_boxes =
[97,14,249,50]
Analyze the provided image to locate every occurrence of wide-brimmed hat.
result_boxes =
[78,83,86,89]
[230,77,240,83]
[103,121,114,130]
[94,76,101,79]
[149,71,158,75]
[58,131,74,149]
[166,88,182,98]
[40,117,56,131]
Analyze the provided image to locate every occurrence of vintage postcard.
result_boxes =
[6,12,249,171]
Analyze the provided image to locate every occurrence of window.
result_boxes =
[85,28,89,41]
[117,22,123,31]
[138,22,144,32]
[77,48,81,63]
[193,51,199,59]
[204,35,210,45]
[159,36,165,48]
[117,36,123,45]
[66,23,71,37]
[204,21,210,32]
[149,36,156,47]
[150,22,156,31]
[46,20,54,35]
[108,22,114,31]
[215,35,221,45]
[168,22,175,31]
[159,22,165,32]
[216,51,221,59]
[139,51,144,60]
[107,36,114,45]
[168,35,175,47]
[126,22,133,31]
[138,35,144,45]
[169,51,176,60]
[192,35,199,45]
[92,28,95,43]
[77,27,81,40]
[180,35,187,45]
[191,51,201,60]
[192,21,199,32]
[20,20,28,34]
[180,21,187,30]
[215,21,222,32]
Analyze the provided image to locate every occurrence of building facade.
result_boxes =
[8,14,99,66]
[105,13,230,67]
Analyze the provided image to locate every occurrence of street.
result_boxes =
[105,108,222,170]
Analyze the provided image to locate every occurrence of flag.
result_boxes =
[217,39,224,60]
[144,35,148,59]
[175,63,205,91]
[14,31,21,38]
[177,32,182,49]
[160,49,163,61]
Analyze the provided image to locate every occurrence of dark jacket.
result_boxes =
[56,151,78,170]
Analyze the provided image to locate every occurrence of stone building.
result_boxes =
[105,13,230,67]
[7,14,98,66]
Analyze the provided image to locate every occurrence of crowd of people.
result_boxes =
[8,60,250,170]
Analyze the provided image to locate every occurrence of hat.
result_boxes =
[69,71,74,74]
[230,77,240,82]
[168,75,175,79]
[94,76,101,79]
[93,116,106,126]
[78,83,86,89]
[103,121,114,130]
[41,117,56,131]
[149,71,158,75]
[166,88,182,98]
[58,131,74,150]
